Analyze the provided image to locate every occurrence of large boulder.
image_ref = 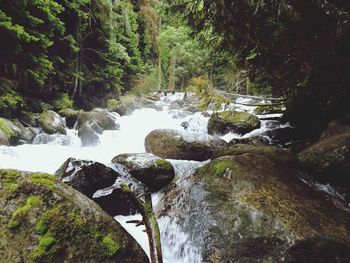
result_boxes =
[0,117,22,145]
[145,129,227,161]
[11,119,39,144]
[157,153,350,262]
[38,110,66,135]
[55,158,120,198]
[298,132,350,186]
[77,109,119,146]
[18,111,40,127]
[320,114,350,139]
[0,169,148,263]
[112,153,175,192]
[77,108,119,131]
[208,110,260,135]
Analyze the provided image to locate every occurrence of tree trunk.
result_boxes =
[167,49,177,92]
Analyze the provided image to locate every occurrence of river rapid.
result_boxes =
[0,92,288,263]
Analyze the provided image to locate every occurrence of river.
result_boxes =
[0,92,288,262]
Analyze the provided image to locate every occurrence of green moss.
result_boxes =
[1,170,22,199]
[102,234,120,256]
[31,233,56,260]
[0,118,15,138]
[155,159,172,170]
[213,162,228,177]
[12,195,42,218]
[8,219,21,229]
[29,172,62,190]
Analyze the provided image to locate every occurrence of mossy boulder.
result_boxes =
[208,110,260,135]
[214,143,297,166]
[157,153,350,262]
[55,158,120,198]
[298,132,350,186]
[38,110,66,135]
[0,169,148,263]
[145,129,227,161]
[229,136,270,146]
[107,99,127,116]
[77,108,119,131]
[0,117,22,145]
[58,108,82,129]
[112,153,175,192]
[254,104,284,115]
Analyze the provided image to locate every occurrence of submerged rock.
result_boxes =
[0,169,148,263]
[112,153,175,192]
[208,110,260,135]
[38,110,66,135]
[145,129,227,161]
[55,158,120,198]
[0,117,22,145]
[157,153,350,262]
[78,121,101,147]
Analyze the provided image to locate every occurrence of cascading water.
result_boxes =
[0,92,289,262]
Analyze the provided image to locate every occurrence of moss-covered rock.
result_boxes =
[107,99,127,116]
[11,119,39,144]
[145,129,227,161]
[112,153,175,192]
[254,104,284,115]
[298,132,350,185]
[0,117,22,145]
[208,110,260,135]
[38,110,66,135]
[214,143,297,166]
[157,153,350,262]
[58,108,82,129]
[0,169,148,263]
[55,158,120,198]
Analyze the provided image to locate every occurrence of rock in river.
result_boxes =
[38,110,66,135]
[0,169,148,262]
[157,151,350,262]
[208,110,260,135]
[112,153,175,192]
[55,158,120,198]
[145,129,227,161]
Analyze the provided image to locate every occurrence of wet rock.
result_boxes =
[0,169,148,263]
[78,121,101,147]
[59,108,82,129]
[169,99,185,110]
[0,117,22,145]
[157,153,350,262]
[262,126,298,146]
[11,120,38,144]
[284,239,350,263]
[229,136,270,146]
[38,110,66,135]
[77,108,120,131]
[112,153,175,192]
[107,99,128,116]
[208,110,260,135]
[55,158,120,198]
[145,129,227,161]
[298,132,350,186]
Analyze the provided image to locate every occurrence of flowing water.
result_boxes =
[0,92,289,262]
